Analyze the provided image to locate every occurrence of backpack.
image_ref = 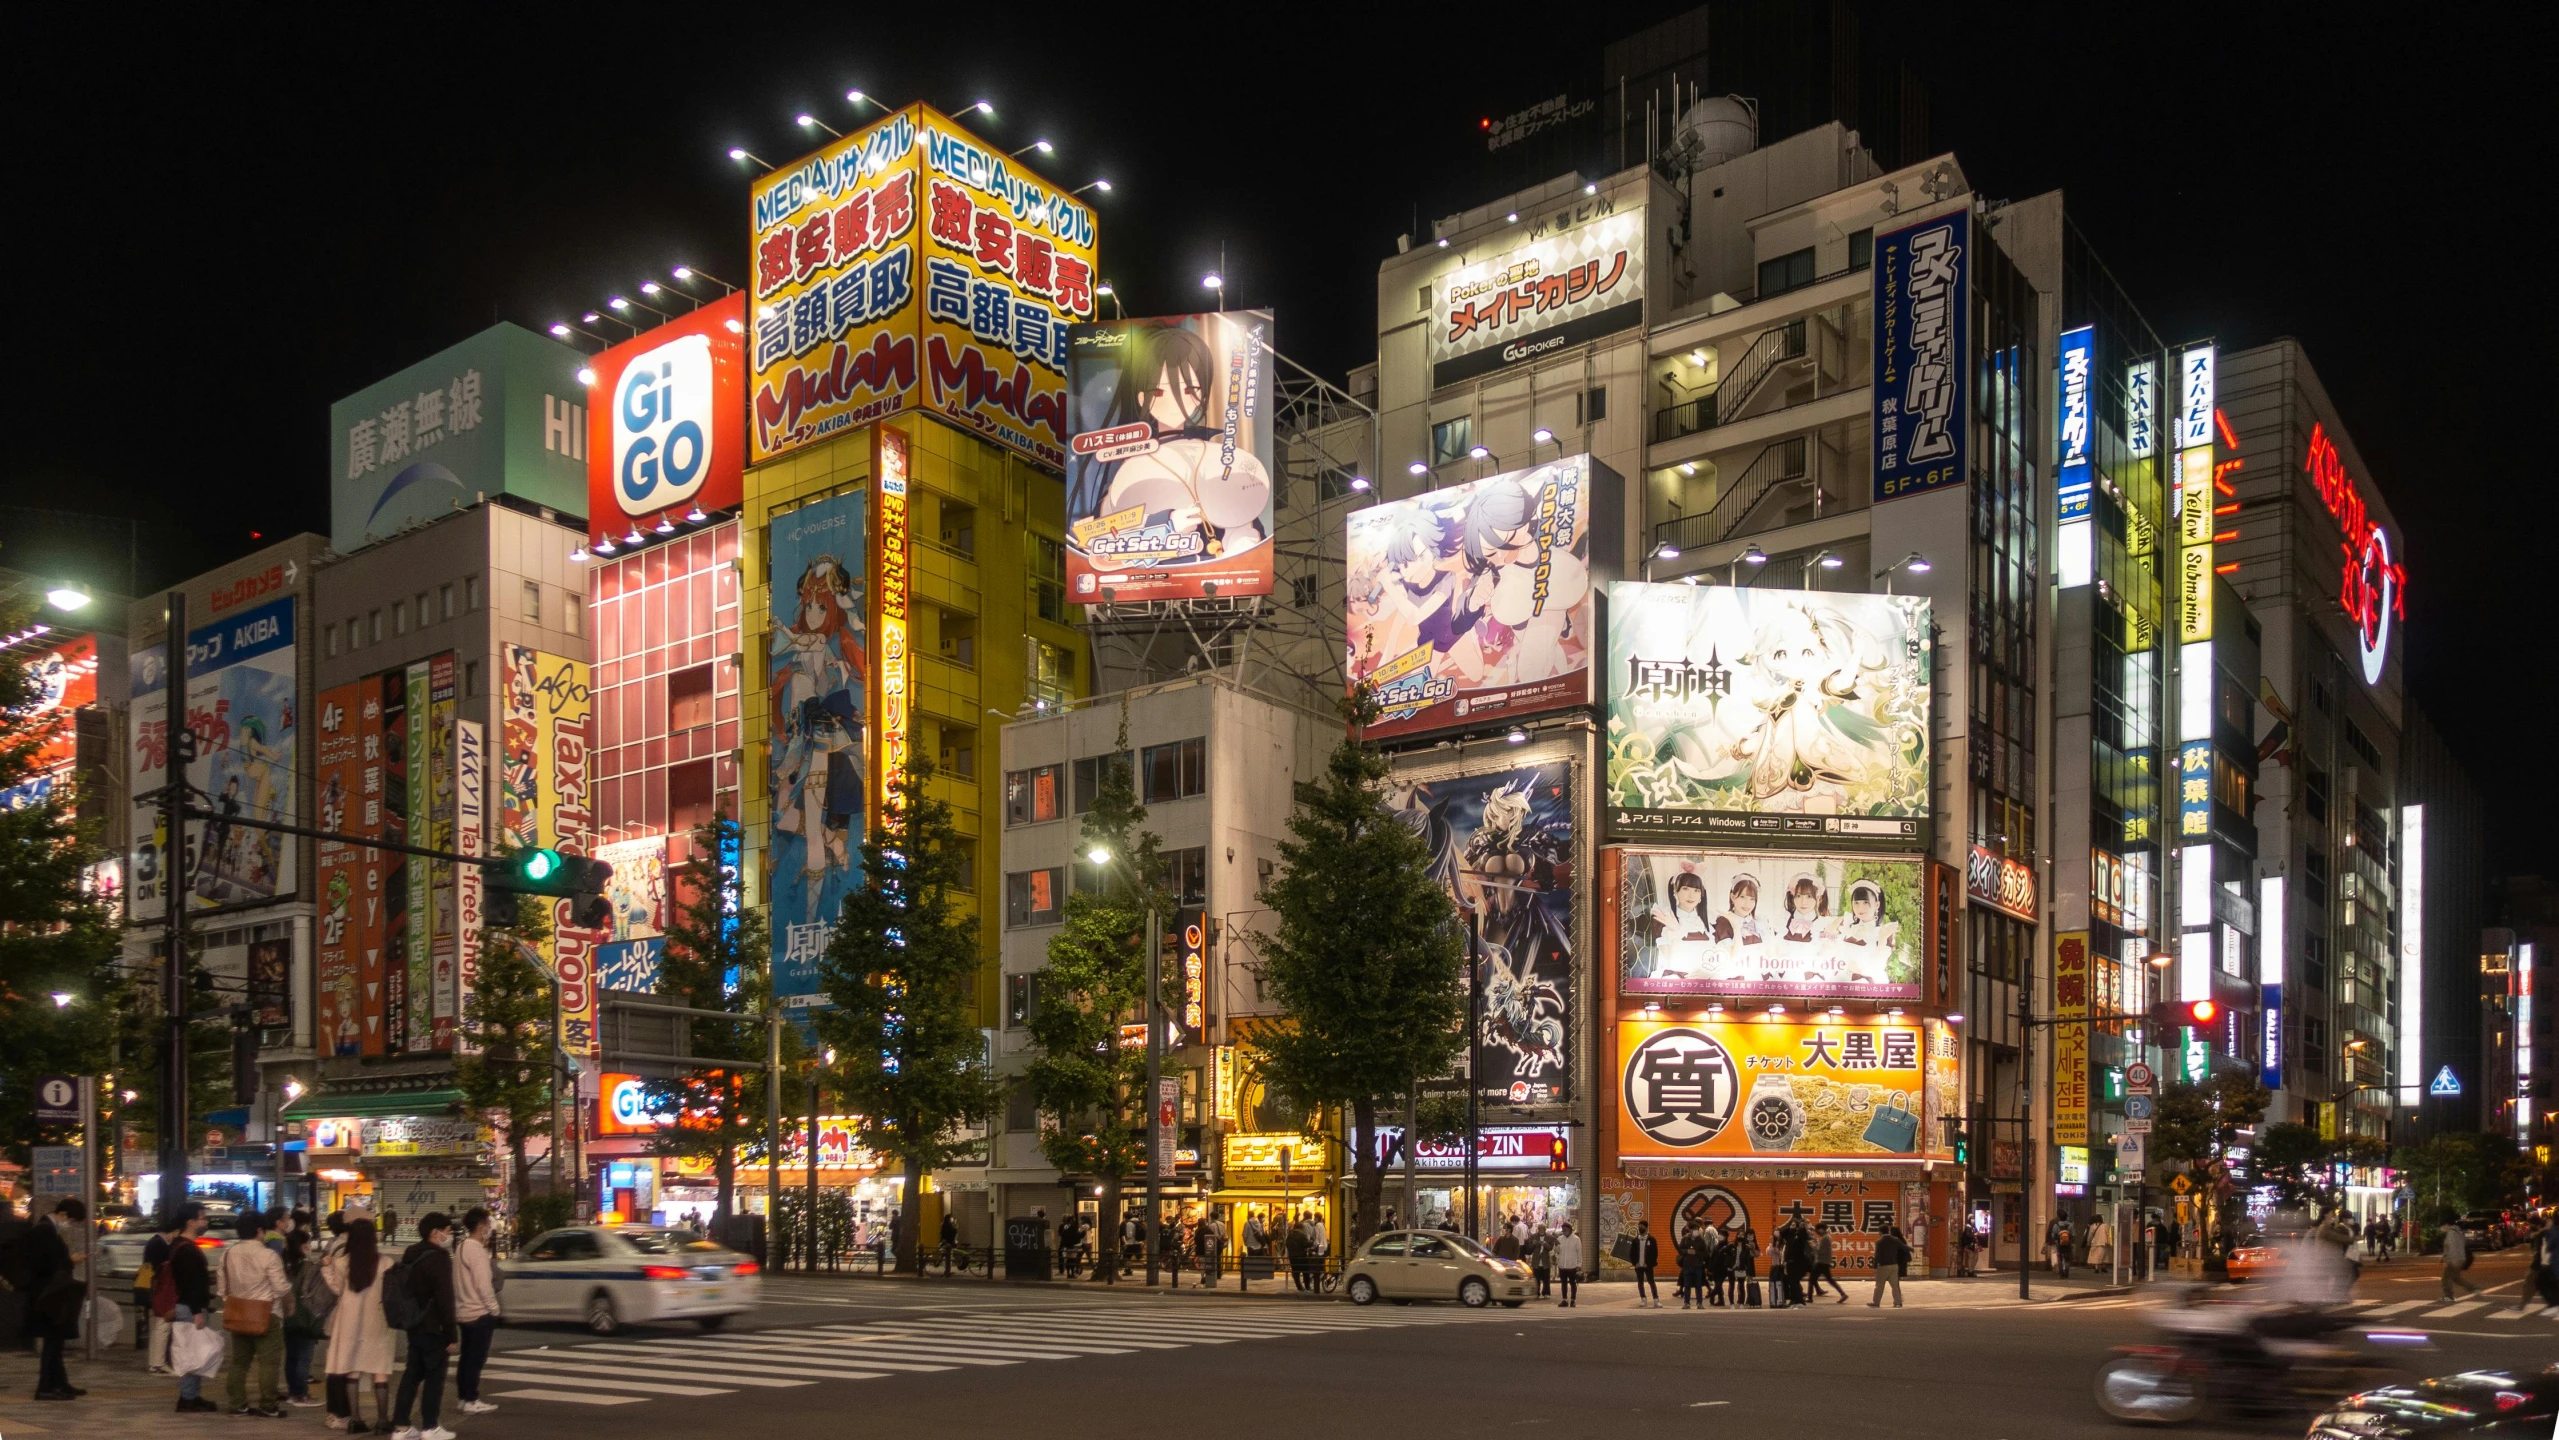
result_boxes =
[378,1257,426,1331]
[298,1257,338,1327]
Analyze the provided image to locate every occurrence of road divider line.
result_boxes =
[481,1388,648,1406]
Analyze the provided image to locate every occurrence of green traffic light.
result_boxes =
[520,849,561,881]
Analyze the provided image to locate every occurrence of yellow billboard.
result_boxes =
[500,646,599,1057]
[749,104,1098,470]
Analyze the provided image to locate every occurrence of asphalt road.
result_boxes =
[451,1249,2552,1440]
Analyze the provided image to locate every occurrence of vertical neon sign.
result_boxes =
[2399,804,2423,1108]
[872,424,911,819]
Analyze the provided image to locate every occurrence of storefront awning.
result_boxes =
[279,1082,467,1121]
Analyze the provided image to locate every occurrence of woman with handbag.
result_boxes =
[220,1211,290,1416]
[324,1219,395,1434]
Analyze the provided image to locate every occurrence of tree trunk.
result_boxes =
[1096,1174,1121,1284]
[1350,1094,1382,1248]
[898,1157,923,1275]
[716,1143,736,1223]
[508,1134,529,1234]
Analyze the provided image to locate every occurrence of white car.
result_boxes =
[498,1225,761,1334]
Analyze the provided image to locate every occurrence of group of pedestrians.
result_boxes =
[1485,1215,1584,1305]
[1631,1216,1913,1311]
[137,1202,504,1438]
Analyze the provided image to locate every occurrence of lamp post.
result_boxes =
[1875,552,1932,595]
[1089,844,1166,1285]
[1642,541,1680,582]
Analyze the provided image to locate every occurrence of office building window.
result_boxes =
[1757,245,1815,298]
[1028,639,1074,709]
[1430,416,1472,465]
[415,592,431,628]
[1006,973,1044,1030]
[949,835,975,892]
[565,591,584,637]
[465,574,481,611]
[1162,845,1208,907]
[937,608,976,667]
[939,724,977,781]
[1006,867,1065,927]
[522,580,541,625]
[463,659,480,699]
[1006,763,1063,825]
[1030,534,1065,624]
[323,623,338,658]
[1074,751,1134,813]
[669,664,713,732]
[391,600,407,636]
[1141,737,1206,803]
[1848,228,1874,272]
[1578,386,1606,425]
[440,583,455,620]
[939,498,976,555]
[369,609,383,644]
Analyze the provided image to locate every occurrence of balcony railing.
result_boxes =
[1650,436,1808,556]
[1653,319,1806,444]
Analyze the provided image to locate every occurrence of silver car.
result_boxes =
[497,1225,761,1334]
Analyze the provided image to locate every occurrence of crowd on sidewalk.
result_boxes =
[1616,1215,1918,1311]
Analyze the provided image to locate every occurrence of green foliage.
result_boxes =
[771,1186,855,1270]
[2391,1132,2504,1230]
[453,880,555,1210]
[1253,689,1465,1244]
[0,596,125,1164]
[1021,714,1157,1279]
[645,812,790,1218]
[2254,1121,2327,1182]
[2148,1070,2271,1170]
[817,757,1003,1272]
[511,1190,576,1251]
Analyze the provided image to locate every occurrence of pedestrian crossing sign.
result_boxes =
[2428,1065,2461,1097]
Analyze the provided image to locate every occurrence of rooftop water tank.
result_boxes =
[1675,95,1758,172]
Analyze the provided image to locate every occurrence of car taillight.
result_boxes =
[196,1237,224,1250]
[641,1265,690,1281]
[730,1261,759,1276]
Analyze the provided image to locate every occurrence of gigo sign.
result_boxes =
[584,293,747,549]
[2303,422,2405,686]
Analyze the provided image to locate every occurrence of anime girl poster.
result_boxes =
[766,491,867,1002]
[1618,849,1922,1001]
[1386,761,1576,1105]
[1063,310,1276,603]
[1347,454,1614,741]
[186,596,298,910]
[1605,582,1930,832]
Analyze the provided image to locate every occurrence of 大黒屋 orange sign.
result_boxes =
[1616,1016,1957,1162]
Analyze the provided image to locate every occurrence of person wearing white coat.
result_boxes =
[1551,1223,1584,1307]
[322,1219,395,1434]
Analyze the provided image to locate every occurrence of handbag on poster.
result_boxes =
[1861,1092,1921,1152]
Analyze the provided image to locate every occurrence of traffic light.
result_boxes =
[2147,998,2220,1030]
[1944,1117,1970,1167]
[486,848,613,929]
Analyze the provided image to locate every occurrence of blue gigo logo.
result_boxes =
[615,333,715,515]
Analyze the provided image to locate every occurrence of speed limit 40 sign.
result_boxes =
[35,1074,81,1125]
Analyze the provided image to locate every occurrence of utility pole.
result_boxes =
[2018,956,2034,1303]
[157,589,189,1228]
[1144,903,1163,1287]
[1465,911,1481,1241]
[765,1008,782,1269]
[806,1060,822,1272]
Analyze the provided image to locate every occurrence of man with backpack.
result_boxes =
[387,1212,458,1440]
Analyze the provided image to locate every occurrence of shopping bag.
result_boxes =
[171,1320,228,1378]
[1861,1092,1921,1152]
[84,1293,126,1349]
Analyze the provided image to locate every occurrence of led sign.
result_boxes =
[2304,423,2405,686]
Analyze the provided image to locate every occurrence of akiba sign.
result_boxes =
[2303,422,2405,686]
[584,293,747,548]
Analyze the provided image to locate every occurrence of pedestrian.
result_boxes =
[452,1208,502,1417]
[1808,1222,1848,1302]
[20,1197,86,1402]
[1243,1211,1267,1258]
[1869,1224,1910,1307]
[324,1217,394,1434]
[2047,1215,2074,1280]
[137,1212,176,1371]
[1528,1227,1552,1297]
[2086,1214,2115,1278]
[1307,1212,1329,1283]
[1121,1211,1145,1268]
[1493,1224,1522,1262]
[2439,1218,2480,1302]
[161,1203,218,1412]
[1781,1220,1814,1308]
[2378,1216,2398,1262]
[1552,1222,1582,1308]
[1675,1227,1707,1309]
[1736,1227,1762,1307]
[283,1223,327,1408]
[220,1209,289,1417]
[1198,1212,1227,1288]
[1630,1220,1661,1308]
[2529,1214,2559,1312]
[1704,1224,1732,1307]
[389,1212,458,1440]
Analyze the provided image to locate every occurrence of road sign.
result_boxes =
[31,1144,82,1195]
[2124,1063,2156,1095]
[2125,1095,2155,1121]
[2115,1133,2145,1164]
[2428,1064,2462,1097]
[35,1073,79,1124]
[2168,1172,2192,1195]
[2126,1117,2152,1134]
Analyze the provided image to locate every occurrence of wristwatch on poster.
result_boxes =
[1745,1073,1806,1152]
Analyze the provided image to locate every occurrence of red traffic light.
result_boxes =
[2146,998,2223,1031]
[2189,999,2218,1025]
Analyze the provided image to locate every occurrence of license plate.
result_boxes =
[702,1287,724,1300]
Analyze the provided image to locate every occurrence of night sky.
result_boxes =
[6,6,2546,871]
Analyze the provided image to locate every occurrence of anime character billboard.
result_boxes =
[1615,848,1923,1001]
[1387,762,1575,1106]
[766,491,867,1004]
[1347,455,1616,742]
[1605,583,1930,838]
[184,596,300,910]
[1064,310,1276,603]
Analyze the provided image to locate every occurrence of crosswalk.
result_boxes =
[1914,1291,2559,1324]
[479,1302,1551,1408]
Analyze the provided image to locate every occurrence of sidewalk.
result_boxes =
[0,1332,246,1434]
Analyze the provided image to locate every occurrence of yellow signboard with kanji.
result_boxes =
[2053,932,2090,1147]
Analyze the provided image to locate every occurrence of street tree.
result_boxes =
[453,879,555,1217]
[645,812,786,1223]
[2149,1069,2270,1259]
[0,597,124,1164]
[2392,1131,2501,1244]
[1022,722,1157,1281]
[1253,691,1465,1248]
[818,757,1004,1273]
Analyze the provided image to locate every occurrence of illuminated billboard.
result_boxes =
[0,636,96,812]
[1614,848,1924,1001]
[1604,582,1930,838]
[765,488,866,1005]
[749,105,1099,470]
[500,646,600,1058]
[1346,454,1614,741]
[130,598,301,919]
[1064,310,1276,602]
[1872,209,1968,503]
[1428,198,1643,389]
[1615,1016,1958,1162]
[585,293,748,548]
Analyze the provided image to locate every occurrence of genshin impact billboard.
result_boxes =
[1605,583,1929,840]
[1347,455,1613,741]
[1064,310,1275,602]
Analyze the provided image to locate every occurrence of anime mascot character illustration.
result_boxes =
[1445,776,1572,1090]
[1447,475,1589,688]
[1070,320,1271,566]
[769,552,865,926]
[1734,602,1892,811]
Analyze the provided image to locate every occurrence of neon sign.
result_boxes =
[2304,423,2405,686]
[872,425,911,814]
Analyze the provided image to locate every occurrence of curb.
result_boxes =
[2035,1285,2136,1303]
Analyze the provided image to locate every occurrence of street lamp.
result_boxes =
[1643,540,1680,582]
[1875,552,1932,595]
[1804,548,1843,590]
[1011,139,1054,158]
[1093,282,1123,319]
[1073,178,1112,196]
[797,113,842,139]
[845,90,885,114]
[1083,844,1169,1284]
[1530,427,1555,449]
[1467,444,1497,468]
[1407,461,1432,478]
[1730,543,1768,588]
[727,146,772,169]
[50,992,73,1008]
[45,583,90,612]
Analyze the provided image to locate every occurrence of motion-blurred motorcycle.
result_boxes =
[2091,1295,2420,1426]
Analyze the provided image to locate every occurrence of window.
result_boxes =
[938,608,976,667]
[464,660,480,699]
[522,580,541,625]
[390,600,407,636]
[2344,718,2382,770]
[939,724,977,781]
[464,574,482,611]
[1430,416,1472,465]
[939,498,977,556]
[1847,227,1874,272]
[1006,974,1044,1030]
[1006,763,1063,825]
[415,592,431,628]
[1073,751,1133,813]
[2305,934,2329,993]
[949,835,975,891]
[369,609,383,644]
[668,664,714,733]
[2302,763,2330,825]
[1365,1235,1409,1258]
[1291,574,1320,608]
[440,583,455,620]
[1141,737,1206,803]
[565,591,584,637]
[1161,845,1208,907]
[346,614,361,649]
[1756,245,1815,298]
[323,623,338,658]
[1030,534,1065,624]
[1004,1077,1040,1128]
[1416,283,1431,314]
[1029,639,1074,709]
[1006,867,1065,926]
[1577,385,1606,425]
